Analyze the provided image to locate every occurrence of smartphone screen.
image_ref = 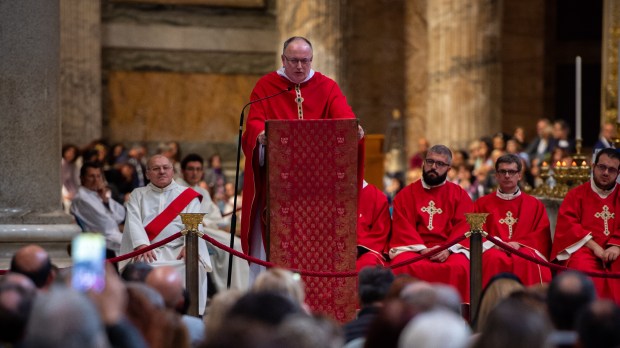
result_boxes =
[71,233,106,292]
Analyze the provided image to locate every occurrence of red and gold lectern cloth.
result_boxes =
[266,119,359,322]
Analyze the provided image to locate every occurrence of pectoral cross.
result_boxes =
[595,205,614,236]
[421,200,443,230]
[295,85,304,119]
[499,211,518,239]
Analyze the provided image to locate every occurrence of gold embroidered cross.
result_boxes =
[295,85,304,119]
[499,211,518,239]
[421,200,443,230]
[595,205,615,236]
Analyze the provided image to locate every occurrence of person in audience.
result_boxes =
[473,154,552,287]
[594,121,616,151]
[70,162,125,256]
[398,309,471,348]
[252,267,307,311]
[389,144,473,302]
[357,180,391,270]
[120,154,211,314]
[177,153,249,293]
[474,273,524,332]
[271,314,345,348]
[203,289,244,339]
[525,118,553,164]
[343,267,395,343]
[551,119,576,153]
[471,297,551,348]
[576,299,620,348]
[551,148,620,301]
[0,273,36,346]
[547,271,596,348]
[10,244,55,290]
[61,143,81,213]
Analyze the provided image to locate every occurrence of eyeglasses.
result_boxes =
[497,169,519,177]
[283,55,313,66]
[595,164,619,175]
[148,165,173,172]
[424,159,450,168]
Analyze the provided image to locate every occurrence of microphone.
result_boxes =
[237,85,293,131]
[227,84,292,288]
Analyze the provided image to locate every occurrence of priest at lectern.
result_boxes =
[240,36,361,282]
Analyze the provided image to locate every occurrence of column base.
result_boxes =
[0,223,81,270]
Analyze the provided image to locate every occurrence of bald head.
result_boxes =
[10,245,53,289]
[145,266,184,310]
[146,154,174,188]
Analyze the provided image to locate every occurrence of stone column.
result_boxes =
[404,0,429,159]
[60,0,102,145]
[601,0,620,125]
[276,0,343,82]
[0,0,80,268]
[421,0,502,149]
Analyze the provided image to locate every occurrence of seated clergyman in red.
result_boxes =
[474,154,552,287]
[356,180,391,271]
[551,148,620,302]
[389,145,473,302]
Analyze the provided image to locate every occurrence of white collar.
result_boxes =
[421,177,446,190]
[495,187,521,200]
[363,180,368,189]
[590,177,616,199]
[277,67,315,84]
[149,180,176,193]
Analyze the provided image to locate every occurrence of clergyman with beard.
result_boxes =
[388,144,474,302]
[551,147,620,301]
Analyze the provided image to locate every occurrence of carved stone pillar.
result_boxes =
[421,0,502,149]
[60,0,102,145]
[601,0,620,125]
[276,0,343,82]
[404,0,429,159]
[0,0,80,268]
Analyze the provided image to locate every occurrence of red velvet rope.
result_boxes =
[106,232,183,263]
[389,234,468,269]
[201,232,467,277]
[485,234,620,279]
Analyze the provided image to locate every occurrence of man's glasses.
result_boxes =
[148,166,173,172]
[424,159,450,168]
[595,164,619,175]
[497,169,519,177]
[283,55,313,66]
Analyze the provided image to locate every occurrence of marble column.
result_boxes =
[404,0,429,159]
[601,0,620,125]
[60,0,102,146]
[0,0,80,268]
[413,0,502,149]
[276,0,343,83]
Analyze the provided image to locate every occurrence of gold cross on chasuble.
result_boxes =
[595,205,615,236]
[421,200,443,230]
[295,84,304,119]
[499,211,518,239]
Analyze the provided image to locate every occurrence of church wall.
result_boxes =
[101,0,277,159]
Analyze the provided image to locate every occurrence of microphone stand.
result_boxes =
[227,86,292,288]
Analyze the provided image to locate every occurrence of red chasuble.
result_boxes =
[389,180,474,301]
[474,192,551,287]
[240,71,356,255]
[356,183,391,271]
[551,182,620,302]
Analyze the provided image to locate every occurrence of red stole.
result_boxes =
[144,188,202,241]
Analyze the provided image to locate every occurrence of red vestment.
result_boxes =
[389,180,474,301]
[474,191,551,287]
[240,71,356,255]
[551,182,620,302]
[356,183,391,271]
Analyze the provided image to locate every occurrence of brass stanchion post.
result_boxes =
[465,213,488,324]
[180,213,205,317]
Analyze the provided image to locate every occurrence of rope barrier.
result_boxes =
[106,232,183,263]
[485,234,620,279]
[389,234,468,270]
